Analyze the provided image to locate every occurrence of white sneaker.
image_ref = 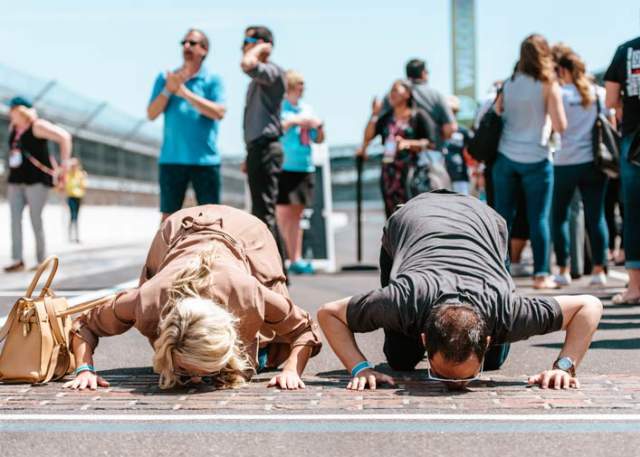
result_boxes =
[554,273,572,287]
[590,272,607,286]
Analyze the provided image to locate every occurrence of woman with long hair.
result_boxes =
[493,34,567,289]
[551,45,610,286]
[4,96,72,272]
[64,205,321,390]
[357,80,433,218]
[276,70,325,275]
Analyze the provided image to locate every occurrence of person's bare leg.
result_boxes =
[510,238,526,263]
[291,205,305,261]
[277,205,297,262]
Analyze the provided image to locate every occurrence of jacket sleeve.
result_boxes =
[258,283,322,357]
[70,289,139,352]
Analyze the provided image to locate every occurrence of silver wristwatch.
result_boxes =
[553,356,576,377]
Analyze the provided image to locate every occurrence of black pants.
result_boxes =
[379,246,510,371]
[246,137,286,265]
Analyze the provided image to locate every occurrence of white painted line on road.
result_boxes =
[609,270,630,283]
[0,279,138,329]
[1,414,640,422]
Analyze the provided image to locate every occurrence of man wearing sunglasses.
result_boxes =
[318,190,603,391]
[148,28,226,222]
[240,25,287,265]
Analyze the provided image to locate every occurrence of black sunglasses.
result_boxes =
[181,39,203,48]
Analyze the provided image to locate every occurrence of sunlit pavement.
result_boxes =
[1,205,639,456]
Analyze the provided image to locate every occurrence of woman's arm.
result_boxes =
[546,81,568,134]
[63,334,110,390]
[268,345,313,389]
[32,119,72,165]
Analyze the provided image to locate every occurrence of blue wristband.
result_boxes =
[161,88,171,98]
[350,361,373,377]
[74,364,96,375]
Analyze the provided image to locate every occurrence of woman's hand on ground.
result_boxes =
[63,371,110,390]
[347,369,395,391]
[268,370,306,390]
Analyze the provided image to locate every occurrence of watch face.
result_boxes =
[557,358,573,371]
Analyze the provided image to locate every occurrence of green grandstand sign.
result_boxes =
[451,0,477,121]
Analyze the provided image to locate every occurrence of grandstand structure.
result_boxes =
[0,63,244,206]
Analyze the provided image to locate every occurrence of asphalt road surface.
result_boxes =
[1,208,639,457]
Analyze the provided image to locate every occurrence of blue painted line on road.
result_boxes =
[1,420,639,433]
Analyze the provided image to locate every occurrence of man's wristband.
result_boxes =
[74,364,96,375]
[369,115,379,124]
[161,88,172,98]
[350,361,374,377]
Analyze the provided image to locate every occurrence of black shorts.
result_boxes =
[277,171,315,206]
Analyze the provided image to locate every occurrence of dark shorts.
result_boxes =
[159,164,221,214]
[277,171,315,206]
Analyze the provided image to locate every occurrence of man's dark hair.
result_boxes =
[425,304,489,363]
[246,25,274,45]
[406,58,427,80]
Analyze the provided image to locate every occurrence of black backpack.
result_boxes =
[468,87,504,164]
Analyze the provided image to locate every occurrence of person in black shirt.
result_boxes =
[605,36,640,305]
[5,96,72,272]
[318,191,602,391]
[356,80,433,218]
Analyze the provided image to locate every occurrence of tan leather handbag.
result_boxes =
[0,256,114,384]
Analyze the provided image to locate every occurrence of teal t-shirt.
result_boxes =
[280,99,317,172]
[150,67,224,165]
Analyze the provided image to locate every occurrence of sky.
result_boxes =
[1,0,639,156]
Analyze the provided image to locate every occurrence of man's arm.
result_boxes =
[176,85,226,120]
[147,71,185,120]
[241,43,274,79]
[528,294,603,389]
[317,297,395,390]
[605,81,622,124]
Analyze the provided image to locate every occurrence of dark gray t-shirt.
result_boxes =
[347,191,563,343]
[243,61,286,144]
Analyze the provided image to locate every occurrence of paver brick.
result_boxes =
[1,373,640,413]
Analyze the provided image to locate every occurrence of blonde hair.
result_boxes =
[286,69,304,91]
[152,249,252,389]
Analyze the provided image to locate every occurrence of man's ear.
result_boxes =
[420,332,427,348]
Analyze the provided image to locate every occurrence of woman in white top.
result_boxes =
[551,46,610,286]
[494,34,567,289]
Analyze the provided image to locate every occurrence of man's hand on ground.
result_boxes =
[347,369,395,391]
[268,370,306,390]
[528,369,580,389]
[63,371,110,391]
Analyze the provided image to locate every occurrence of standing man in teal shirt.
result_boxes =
[148,28,226,221]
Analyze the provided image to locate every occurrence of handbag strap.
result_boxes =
[40,344,62,385]
[57,294,117,318]
[44,297,67,346]
[25,256,59,299]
